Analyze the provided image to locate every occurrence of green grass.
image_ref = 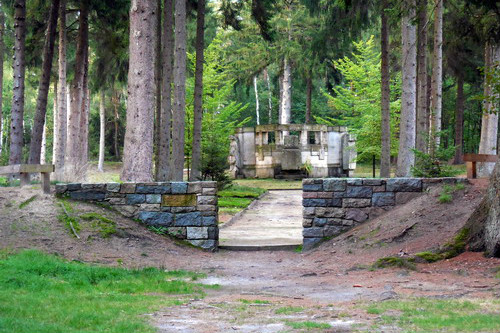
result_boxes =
[414,251,443,263]
[366,298,500,332]
[218,197,253,208]
[19,195,38,209]
[275,306,304,314]
[219,184,266,198]
[285,321,331,330]
[234,178,302,190]
[438,183,467,204]
[80,212,117,238]
[0,250,207,333]
[373,256,417,270]
[239,299,271,305]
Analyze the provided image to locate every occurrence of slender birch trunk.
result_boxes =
[280,57,292,126]
[121,0,157,182]
[380,0,391,178]
[112,88,121,160]
[190,0,206,181]
[396,0,417,177]
[254,75,260,125]
[429,0,443,155]
[9,0,27,166]
[416,0,428,153]
[98,90,105,172]
[264,68,272,124]
[170,0,187,181]
[29,0,60,164]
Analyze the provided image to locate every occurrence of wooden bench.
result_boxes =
[0,164,55,194]
[463,153,497,179]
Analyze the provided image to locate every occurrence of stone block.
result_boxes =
[324,225,343,237]
[197,195,217,205]
[67,183,82,191]
[340,219,355,226]
[333,191,346,198]
[372,192,395,207]
[315,207,345,218]
[127,194,146,204]
[201,181,217,188]
[326,218,344,226]
[395,192,421,205]
[69,191,106,201]
[171,182,188,194]
[171,206,196,213]
[138,211,174,226]
[119,205,138,217]
[139,203,161,211]
[174,212,203,226]
[313,217,328,227]
[167,227,186,239]
[302,238,322,251]
[202,216,217,226]
[347,178,363,186]
[198,204,217,212]
[302,227,324,238]
[302,192,317,198]
[363,179,384,186]
[303,183,323,192]
[386,178,422,192]
[108,198,126,205]
[136,184,171,194]
[302,198,341,207]
[208,227,219,240]
[201,210,217,216]
[372,185,386,192]
[55,184,67,194]
[106,192,125,198]
[187,182,202,193]
[345,208,369,222]
[82,183,105,190]
[161,194,197,207]
[146,194,162,204]
[187,227,209,239]
[317,192,334,199]
[107,182,121,192]
[302,218,313,227]
[202,187,217,195]
[303,207,315,218]
[346,186,373,198]
[343,198,371,208]
[120,183,136,194]
[188,239,217,251]
[302,178,316,185]
[323,179,347,191]
[160,206,171,212]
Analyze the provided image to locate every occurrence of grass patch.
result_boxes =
[0,250,206,333]
[218,184,266,198]
[19,195,38,209]
[275,306,304,314]
[285,321,331,330]
[373,256,416,271]
[57,200,81,236]
[80,212,117,238]
[218,197,253,209]
[366,298,500,332]
[239,299,271,305]
[438,183,466,204]
[219,207,241,214]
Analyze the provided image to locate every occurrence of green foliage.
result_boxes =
[320,36,400,161]
[301,159,313,176]
[80,212,117,238]
[0,250,205,333]
[218,197,253,209]
[411,140,459,178]
[18,195,38,209]
[373,256,416,271]
[147,226,169,236]
[57,200,80,236]
[438,184,466,204]
[365,298,500,332]
[285,321,331,329]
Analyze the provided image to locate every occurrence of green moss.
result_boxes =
[415,251,443,263]
[373,256,416,270]
[275,306,304,314]
[19,195,38,209]
[441,228,469,259]
[80,212,117,238]
[438,192,452,203]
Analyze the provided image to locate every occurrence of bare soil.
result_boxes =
[1,180,499,332]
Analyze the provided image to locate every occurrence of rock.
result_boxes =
[323,179,347,191]
[302,198,342,207]
[138,211,174,226]
[201,216,217,226]
[69,191,106,201]
[386,178,422,192]
[55,184,67,194]
[343,198,371,208]
[302,218,313,227]
[347,178,363,185]
[315,207,345,218]
[372,192,395,207]
[120,183,136,194]
[188,239,217,251]
[162,194,197,207]
[126,194,146,204]
[171,182,188,194]
[106,182,121,192]
[363,179,384,186]
[346,186,373,198]
[174,212,203,226]
[197,195,217,205]
[313,217,328,227]
[136,184,171,194]
[167,227,187,239]
[187,227,209,239]
[66,183,82,191]
[302,238,322,251]
[302,227,324,237]
[345,209,369,222]
[146,194,162,204]
[303,183,323,192]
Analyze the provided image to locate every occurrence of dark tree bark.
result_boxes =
[157,0,174,181]
[0,6,4,155]
[112,88,121,160]
[65,0,89,180]
[416,0,428,153]
[305,74,312,124]
[121,0,157,182]
[29,0,60,164]
[53,0,67,180]
[154,0,162,179]
[171,0,187,181]
[453,73,464,164]
[9,0,27,166]
[429,0,443,155]
[190,0,205,181]
[380,0,391,178]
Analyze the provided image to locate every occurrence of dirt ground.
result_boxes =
[1,180,499,332]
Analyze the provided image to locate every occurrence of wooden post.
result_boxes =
[41,172,51,194]
[20,173,30,187]
[372,155,376,178]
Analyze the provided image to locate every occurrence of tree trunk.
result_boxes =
[79,58,89,172]
[9,0,27,166]
[157,0,174,181]
[40,117,47,164]
[264,68,272,124]
[416,0,428,153]
[396,0,417,177]
[305,74,312,124]
[53,0,67,179]
[28,0,60,165]
[190,0,205,181]
[254,75,260,125]
[65,0,88,180]
[429,0,443,155]
[280,57,292,125]
[112,88,121,160]
[98,90,105,172]
[154,0,162,179]
[170,0,187,181]
[453,73,464,164]
[478,42,500,177]
[121,0,157,182]
[0,6,4,156]
[278,71,283,125]
[380,0,391,178]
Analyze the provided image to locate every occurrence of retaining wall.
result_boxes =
[302,177,467,250]
[55,181,218,251]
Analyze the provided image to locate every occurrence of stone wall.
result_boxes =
[302,177,467,250]
[55,181,218,251]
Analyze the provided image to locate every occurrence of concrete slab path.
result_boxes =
[219,190,303,250]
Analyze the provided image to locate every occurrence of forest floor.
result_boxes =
[1,179,500,332]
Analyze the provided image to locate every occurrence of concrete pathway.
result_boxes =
[219,190,303,250]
